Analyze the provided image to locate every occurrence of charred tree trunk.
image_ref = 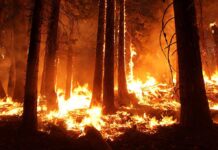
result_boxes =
[0,81,6,99]
[22,0,43,133]
[103,0,115,113]
[173,0,212,129]
[42,0,60,110]
[65,46,73,100]
[91,0,105,106]
[118,0,129,106]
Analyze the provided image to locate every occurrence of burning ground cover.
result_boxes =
[1,46,218,140]
[1,70,218,140]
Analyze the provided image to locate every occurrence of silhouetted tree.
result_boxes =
[0,81,6,99]
[41,0,61,110]
[7,61,15,97]
[91,0,105,107]
[22,0,43,133]
[103,0,115,113]
[118,0,129,106]
[173,0,212,129]
[13,0,29,102]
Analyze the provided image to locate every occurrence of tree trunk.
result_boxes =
[42,0,60,110]
[173,0,212,129]
[22,0,43,133]
[7,61,15,97]
[103,0,115,113]
[0,81,6,99]
[12,0,28,102]
[118,0,129,106]
[65,46,73,100]
[91,0,105,107]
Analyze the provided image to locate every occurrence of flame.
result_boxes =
[1,44,218,139]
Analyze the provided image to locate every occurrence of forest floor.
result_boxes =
[1,118,218,150]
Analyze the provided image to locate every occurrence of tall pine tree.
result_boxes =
[91,0,105,107]
[41,0,61,110]
[103,0,116,113]
[173,0,212,129]
[22,0,43,133]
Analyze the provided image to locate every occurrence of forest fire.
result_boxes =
[1,0,218,149]
[1,70,218,139]
[1,46,218,139]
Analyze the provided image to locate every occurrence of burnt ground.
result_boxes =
[1,118,218,150]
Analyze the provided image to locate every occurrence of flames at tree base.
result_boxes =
[1,70,218,140]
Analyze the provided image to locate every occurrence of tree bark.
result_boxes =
[91,0,105,107]
[41,0,61,110]
[118,0,129,106]
[173,0,212,129]
[22,0,43,133]
[103,0,115,113]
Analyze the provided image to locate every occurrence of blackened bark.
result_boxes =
[65,46,73,100]
[91,0,105,106]
[118,0,129,106]
[173,0,212,129]
[103,0,115,113]
[42,0,60,110]
[22,0,43,133]
[0,81,6,99]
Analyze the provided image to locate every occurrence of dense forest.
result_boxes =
[0,0,218,149]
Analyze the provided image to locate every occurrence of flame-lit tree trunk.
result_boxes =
[118,0,129,106]
[0,81,6,99]
[103,0,115,113]
[91,0,105,106]
[41,0,60,110]
[22,0,43,133]
[65,19,75,100]
[7,61,15,97]
[65,45,73,100]
[173,0,212,129]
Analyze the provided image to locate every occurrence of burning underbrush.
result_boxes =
[1,47,218,140]
[1,72,218,140]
